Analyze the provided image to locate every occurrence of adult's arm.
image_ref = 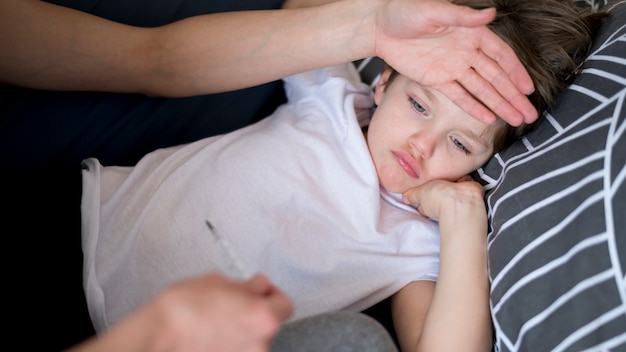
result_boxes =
[392,179,492,351]
[65,273,292,352]
[0,0,536,125]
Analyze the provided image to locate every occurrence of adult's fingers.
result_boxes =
[441,29,537,126]
[437,80,497,125]
[455,61,527,126]
[438,3,496,27]
[244,274,293,321]
[475,29,538,124]
[432,2,496,28]
[478,28,535,95]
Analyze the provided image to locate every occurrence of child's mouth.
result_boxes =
[392,151,419,178]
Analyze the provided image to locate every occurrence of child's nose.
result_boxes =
[409,131,435,159]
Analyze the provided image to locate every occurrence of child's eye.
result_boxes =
[451,136,471,155]
[409,97,427,115]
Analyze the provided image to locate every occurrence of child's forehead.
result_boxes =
[406,77,496,143]
[410,79,439,105]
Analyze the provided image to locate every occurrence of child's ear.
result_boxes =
[374,68,393,105]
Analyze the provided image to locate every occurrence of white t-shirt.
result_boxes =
[81,63,440,332]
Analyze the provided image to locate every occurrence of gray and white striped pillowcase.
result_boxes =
[479,4,626,350]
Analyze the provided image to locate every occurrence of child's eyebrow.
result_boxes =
[467,129,493,151]
[421,85,439,106]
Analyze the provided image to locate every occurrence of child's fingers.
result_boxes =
[455,175,474,182]
[402,186,432,218]
[402,188,421,207]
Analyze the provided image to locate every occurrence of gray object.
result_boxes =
[272,311,398,352]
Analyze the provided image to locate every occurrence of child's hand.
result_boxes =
[402,176,485,220]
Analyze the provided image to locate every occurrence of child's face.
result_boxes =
[367,70,496,194]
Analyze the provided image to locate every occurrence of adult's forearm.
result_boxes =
[145,0,375,96]
[0,0,150,93]
[0,0,376,96]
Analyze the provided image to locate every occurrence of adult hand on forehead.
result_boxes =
[374,0,537,126]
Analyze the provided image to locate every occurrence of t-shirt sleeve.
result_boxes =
[282,63,366,102]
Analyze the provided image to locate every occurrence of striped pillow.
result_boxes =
[477,2,626,351]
